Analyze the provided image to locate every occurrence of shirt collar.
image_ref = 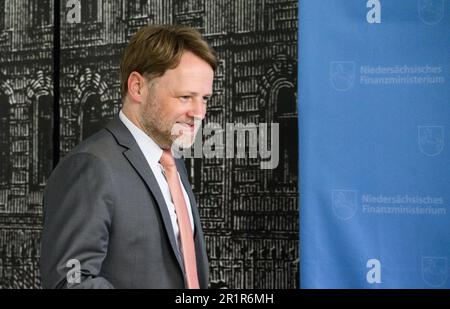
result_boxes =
[119,109,163,165]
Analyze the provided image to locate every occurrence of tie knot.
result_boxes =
[159,149,176,171]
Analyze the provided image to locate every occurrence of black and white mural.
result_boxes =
[0,0,54,288]
[0,0,298,289]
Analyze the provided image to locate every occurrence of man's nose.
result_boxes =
[188,99,206,119]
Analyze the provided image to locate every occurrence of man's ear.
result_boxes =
[127,71,145,103]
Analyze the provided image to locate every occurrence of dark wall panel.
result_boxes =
[0,0,54,288]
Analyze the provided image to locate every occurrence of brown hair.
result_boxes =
[120,25,217,97]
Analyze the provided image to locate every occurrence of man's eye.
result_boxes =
[180,96,190,100]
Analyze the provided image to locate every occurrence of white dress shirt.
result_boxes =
[119,110,195,247]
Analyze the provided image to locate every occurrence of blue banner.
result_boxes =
[300,0,450,288]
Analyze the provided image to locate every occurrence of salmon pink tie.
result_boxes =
[159,149,200,289]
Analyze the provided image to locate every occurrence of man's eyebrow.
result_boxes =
[180,91,212,97]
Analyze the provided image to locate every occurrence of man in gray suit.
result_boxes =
[40,25,217,288]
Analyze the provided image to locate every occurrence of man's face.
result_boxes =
[139,51,214,150]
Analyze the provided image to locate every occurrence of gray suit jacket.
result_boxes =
[40,117,209,289]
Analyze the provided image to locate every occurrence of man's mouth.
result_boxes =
[176,122,195,132]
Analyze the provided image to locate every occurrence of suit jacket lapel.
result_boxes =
[106,117,185,275]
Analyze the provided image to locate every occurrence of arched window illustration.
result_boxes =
[31,95,52,187]
[31,0,51,26]
[0,93,10,186]
[81,93,107,140]
[277,86,296,114]
[81,0,102,23]
[127,0,149,18]
[0,0,5,31]
[272,84,297,186]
